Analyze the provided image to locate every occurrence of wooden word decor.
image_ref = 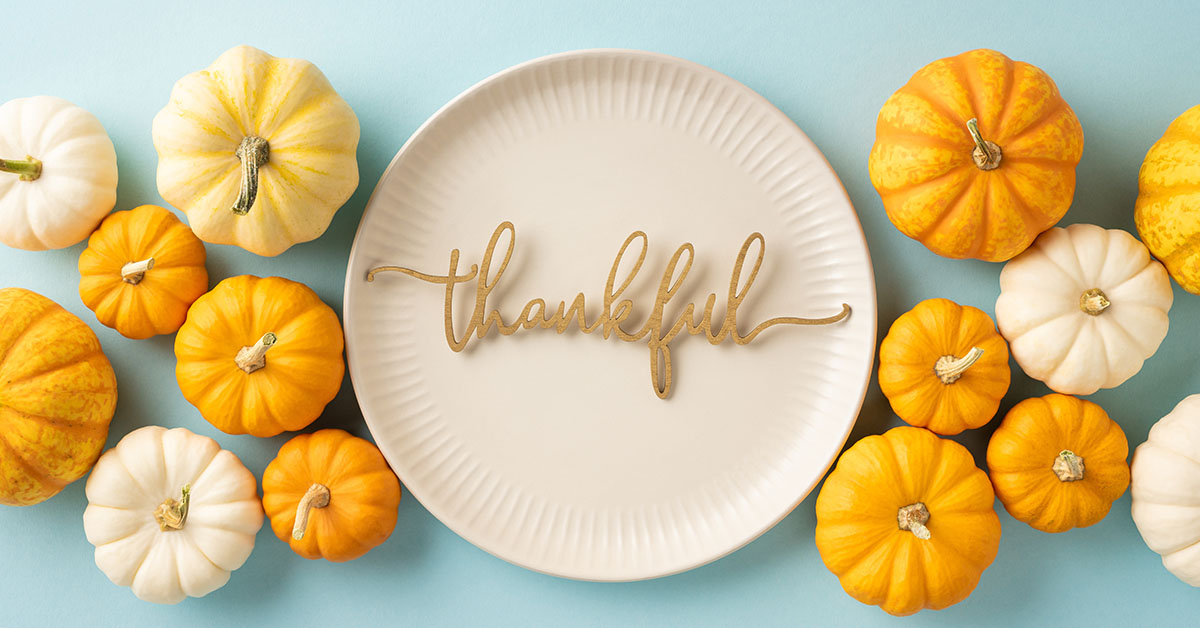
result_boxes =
[366,222,851,399]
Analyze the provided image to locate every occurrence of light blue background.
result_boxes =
[2,1,1198,625]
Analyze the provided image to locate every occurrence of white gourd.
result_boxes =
[0,96,118,250]
[83,426,263,604]
[995,224,1173,395]
[1131,395,1200,586]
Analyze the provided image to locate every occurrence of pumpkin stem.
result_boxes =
[966,118,1002,170]
[235,332,278,374]
[121,257,156,285]
[1053,450,1086,482]
[897,502,931,540]
[292,483,331,541]
[1080,288,1111,316]
[934,347,984,384]
[0,156,43,181]
[153,484,191,532]
[231,136,270,216]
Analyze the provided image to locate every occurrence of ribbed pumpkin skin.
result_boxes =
[1136,104,1200,293]
[174,275,344,437]
[868,49,1083,262]
[987,394,1129,533]
[0,288,117,505]
[78,205,208,339]
[815,427,1001,616]
[262,429,401,562]
[878,298,1010,435]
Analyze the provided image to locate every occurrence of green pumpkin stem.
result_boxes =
[231,136,269,216]
[0,156,43,181]
[154,484,191,531]
[235,332,277,374]
[966,118,1002,170]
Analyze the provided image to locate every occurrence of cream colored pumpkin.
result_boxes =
[83,426,263,604]
[996,224,1173,395]
[0,96,118,250]
[151,45,359,256]
[1132,395,1200,586]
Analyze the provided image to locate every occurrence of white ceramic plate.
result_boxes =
[344,49,876,580]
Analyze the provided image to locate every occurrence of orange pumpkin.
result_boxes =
[987,394,1130,533]
[0,288,117,505]
[78,204,208,339]
[1135,104,1200,294]
[174,275,344,437]
[262,429,401,561]
[868,49,1084,262]
[878,298,1010,435]
[815,426,1001,616]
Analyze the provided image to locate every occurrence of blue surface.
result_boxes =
[3,1,1200,625]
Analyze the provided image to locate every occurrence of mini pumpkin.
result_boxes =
[0,96,118,250]
[174,275,344,437]
[987,394,1129,533]
[262,429,401,562]
[996,224,1173,395]
[1131,395,1200,586]
[0,288,117,506]
[815,426,1001,616]
[1135,104,1200,293]
[878,298,1010,435]
[78,204,208,339]
[152,45,360,256]
[83,426,264,604]
[868,49,1084,262]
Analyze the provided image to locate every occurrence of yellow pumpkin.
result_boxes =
[987,394,1129,533]
[815,426,1001,616]
[174,275,344,437]
[0,288,117,505]
[1135,104,1200,293]
[868,49,1084,262]
[78,204,208,339]
[152,45,360,256]
[878,298,1010,435]
[262,429,401,562]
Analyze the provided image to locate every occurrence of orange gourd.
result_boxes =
[78,204,208,339]
[0,288,117,505]
[1135,104,1200,294]
[262,429,401,561]
[174,275,344,437]
[987,394,1130,533]
[815,426,1001,616]
[878,298,1010,435]
[868,49,1084,262]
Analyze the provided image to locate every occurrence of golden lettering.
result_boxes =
[367,222,850,399]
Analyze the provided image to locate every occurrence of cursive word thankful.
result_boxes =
[366,222,851,399]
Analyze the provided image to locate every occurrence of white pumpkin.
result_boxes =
[0,96,118,250]
[1132,395,1200,586]
[83,426,263,604]
[995,224,1173,395]
[151,45,360,257]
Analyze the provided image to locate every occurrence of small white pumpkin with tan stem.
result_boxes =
[995,224,1173,395]
[83,426,263,604]
[0,96,118,250]
[151,45,360,256]
[1132,395,1200,586]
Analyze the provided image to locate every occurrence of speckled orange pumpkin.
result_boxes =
[1136,104,1200,294]
[869,49,1084,261]
[0,288,117,505]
